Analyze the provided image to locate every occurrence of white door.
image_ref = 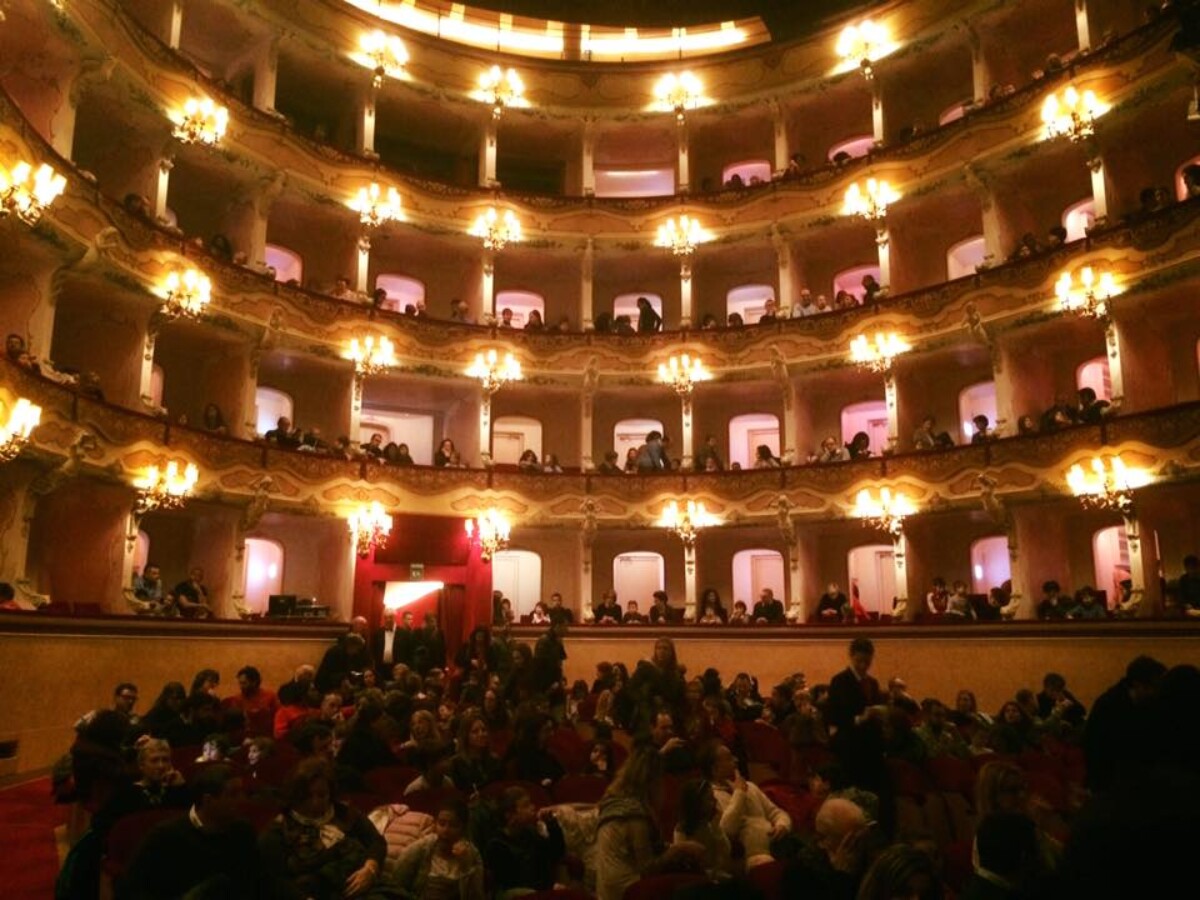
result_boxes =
[491,430,526,465]
[613,553,665,608]
[491,550,543,618]
[874,549,897,615]
[867,416,889,456]
[614,418,664,466]
[746,426,780,464]
[848,544,895,616]
[749,552,785,604]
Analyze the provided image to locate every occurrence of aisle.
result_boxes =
[0,777,64,898]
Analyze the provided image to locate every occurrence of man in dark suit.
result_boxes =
[751,588,785,624]
[371,609,404,682]
[826,638,888,817]
[826,637,883,734]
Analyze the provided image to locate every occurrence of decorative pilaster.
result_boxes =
[580,238,594,330]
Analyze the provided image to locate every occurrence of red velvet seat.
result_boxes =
[363,765,420,798]
[623,872,710,900]
[737,721,789,777]
[927,755,977,796]
[102,808,183,880]
[1024,769,1067,811]
[746,858,788,900]
[886,758,930,797]
[547,727,590,774]
[552,774,608,805]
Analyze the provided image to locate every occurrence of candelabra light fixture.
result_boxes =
[133,460,199,514]
[344,335,397,379]
[1041,86,1108,142]
[159,267,212,319]
[834,19,896,79]
[653,71,706,122]
[853,487,914,536]
[849,332,912,373]
[658,499,720,547]
[1055,266,1119,319]
[467,348,523,395]
[1,159,67,226]
[348,501,393,558]
[0,396,42,462]
[465,508,511,561]
[842,178,899,228]
[657,354,711,397]
[348,182,404,228]
[171,97,229,146]
[1066,454,1148,516]
[654,215,711,258]
[468,207,522,251]
[476,65,526,118]
[358,30,409,88]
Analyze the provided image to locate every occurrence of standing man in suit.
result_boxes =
[825,638,890,827]
[372,609,402,682]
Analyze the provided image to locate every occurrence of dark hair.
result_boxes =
[1126,655,1168,686]
[1042,580,1061,593]
[284,757,337,809]
[292,720,334,754]
[0,582,13,602]
[438,796,469,826]
[497,785,530,821]
[190,669,220,695]
[114,682,137,697]
[858,844,944,900]
[189,762,239,801]
[236,666,262,687]
[1043,673,1066,691]
[975,812,1038,879]
[849,637,875,656]
[1078,386,1097,403]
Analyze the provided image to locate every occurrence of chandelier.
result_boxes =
[657,354,711,397]
[469,207,522,251]
[1066,455,1148,516]
[853,487,914,536]
[654,71,705,122]
[160,267,212,319]
[133,460,199,514]
[0,160,67,226]
[359,30,409,88]
[348,501,393,558]
[843,179,899,226]
[477,66,526,118]
[835,19,894,79]
[850,332,911,373]
[654,215,711,258]
[0,396,42,462]
[345,335,397,379]
[467,348,522,395]
[658,499,719,548]
[349,182,403,228]
[171,97,229,146]
[1055,266,1119,319]
[1041,86,1108,142]
[465,508,511,561]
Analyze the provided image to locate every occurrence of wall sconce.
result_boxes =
[654,215,711,258]
[853,487,914,536]
[476,66,526,118]
[344,336,397,379]
[133,459,198,514]
[465,508,511,561]
[358,30,409,88]
[348,501,393,558]
[348,182,403,228]
[1055,266,1119,319]
[0,159,67,226]
[468,207,522,251]
[0,396,42,462]
[467,349,522,395]
[850,332,911,373]
[1042,86,1108,142]
[657,354,711,397]
[171,97,229,146]
[653,71,706,122]
[658,499,719,547]
[1066,454,1148,516]
[835,19,895,78]
[159,267,212,319]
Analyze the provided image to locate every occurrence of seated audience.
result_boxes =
[1068,586,1108,620]
[392,797,484,899]
[593,590,623,625]
[448,712,502,793]
[485,786,567,895]
[817,582,850,621]
[752,587,786,624]
[1076,386,1111,424]
[673,778,734,878]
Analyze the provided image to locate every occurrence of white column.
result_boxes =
[355,235,371,294]
[482,250,497,323]
[676,121,690,193]
[876,228,892,289]
[349,377,364,438]
[336,527,359,622]
[872,83,885,146]
[884,371,899,451]
[580,390,595,471]
[773,227,795,314]
[138,328,159,412]
[154,157,173,222]
[1075,0,1092,53]
[892,530,911,614]
[357,95,377,156]
[970,30,988,104]
[680,394,694,470]
[580,238,594,330]
[679,260,693,329]
[683,544,698,622]
[582,119,596,197]
[579,532,595,622]
[252,40,280,112]
[480,119,498,188]
[771,99,790,176]
[168,0,184,50]
[1089,155,1110,223]
[1105,320,1126,406]
[242,351,262,439]
[479,394,493,466]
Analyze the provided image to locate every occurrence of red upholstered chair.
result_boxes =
[363,765,420,799]
[623,872,710,900]
[552,774,608,805]
[737,721,789,778]
[548,727,591,774]
[788,744,835,782]
[927,755,977,797]
[746,859,787,900]
[1024,769,1068,811]
[102,808,184,881]
[886,758,930,798]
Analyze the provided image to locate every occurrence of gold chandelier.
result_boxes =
[171,97,229,146]
[1041,86,1108,142]
[657,354,711,397]
[348,501,393,558]
[1066,455,1148,516]
[477,66,526,118]
[653,71,705,122]
[345,335,397,379]
[133,460,199,514]
[359,30,409,88]
[467,348,522,395]
[843,178,899,226]
[658,499,719,548]
[1055,266,1119,320]
[349,182,403,228]
[853,487,914,536]
[835,19,895,79]
[469,207,522,251]
[465,508,511,561]
[0,159,67,226]
[850,332,911,373]
[654,215,711,258]
[0,396,42,462]
[160,267,212,319]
